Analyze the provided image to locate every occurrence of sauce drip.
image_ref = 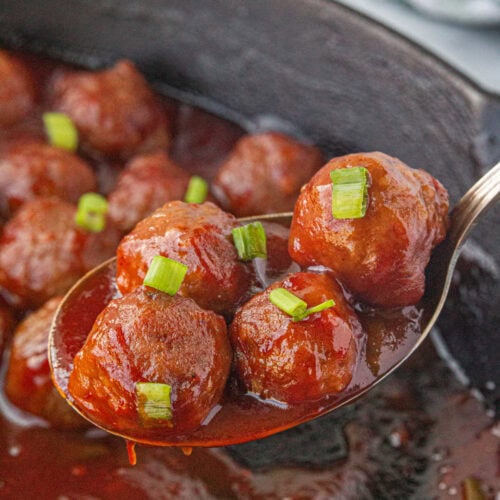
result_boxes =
[126,440,137,465]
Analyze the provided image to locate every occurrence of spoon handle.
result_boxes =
[237,211,293,224]
[448,161,500,248]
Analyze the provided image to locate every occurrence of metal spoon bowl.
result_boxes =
[48,161,500,447]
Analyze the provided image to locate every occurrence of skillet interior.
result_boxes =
[0,0,498,496]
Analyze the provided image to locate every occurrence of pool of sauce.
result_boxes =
[0,51,498,499]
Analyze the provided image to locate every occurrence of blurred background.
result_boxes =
[336,0,500,94]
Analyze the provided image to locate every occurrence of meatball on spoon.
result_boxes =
[48,162,499,447]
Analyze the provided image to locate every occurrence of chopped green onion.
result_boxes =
[143,255,187,295]
[330,166,369,219]
[74,192,108,232]
[293,299,336,322]
[269,288,336,322]
[136,382,172,421]
[43,112,78,152]
[77,192,108,214]
[232,222,267,261]
[269,288,307,318]
[184,175,208,203]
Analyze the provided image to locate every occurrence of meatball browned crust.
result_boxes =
[5,297,87,428]
[212,132,324,217]
[108,151,190,233]
[0,198,121,309]
[289,152,449,307]
[0,50,35,127]
[0,141,97,218]
[116,201,251,315]
[68,287,231,434]
[51,60,171,158]
[230,272,361,404]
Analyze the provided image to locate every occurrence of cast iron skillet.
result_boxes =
[0,0,498,422]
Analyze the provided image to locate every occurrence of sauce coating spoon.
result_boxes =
[49,161,500,447]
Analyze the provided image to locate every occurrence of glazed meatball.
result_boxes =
[289,152,449,308]
[0,141,97,218]
[0,197,121,309]
[116,201,251,315]
[51,60,170,158]
[108,151,190,233]
[171,104,243,176]
[68,287,231,434]
[212,132,324,217]
[0,50,35,127]
[230,272,361,404]
[4,297,87,428]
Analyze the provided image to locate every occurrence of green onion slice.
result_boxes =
[232,222,267,261]
[143,255,188,295]
[74,192,108,233]
[269,288,307,318]
[269,288,335,322]
[43,112,78,152]
[293,299,336,322]
[330,166,369,219]
[184,175,209,204]
[136,382,172,421]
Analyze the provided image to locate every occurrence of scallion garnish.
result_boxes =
[330,166,369,219]
[184,175,208,203]
[292,299,336,322]
[143,255,187,295]
[136,382,172,421]
[269,288,307,318]
[269,288,335,321]
[232,221,267,261]
[43,112,78,152]
[74,192,108,233]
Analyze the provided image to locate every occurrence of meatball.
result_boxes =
[0,141,97,218]
[289,152,449,307]
[4,297,87,428]
[68,287,231,434]
[230,272,361,404]
[116,201,251,315]
[51,60,171,158]
[212,132,324,217]
[0,50,35,127]
[0,197,121,309]
[108,151,190,233]
[171,104,243,176]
